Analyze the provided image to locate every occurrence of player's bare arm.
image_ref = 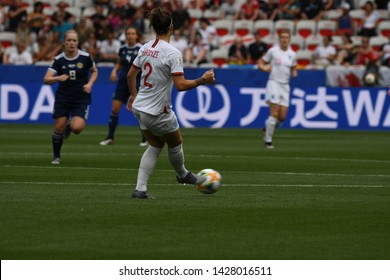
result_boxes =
[110,59,121,83]
[126,65,140,111]
[83,66,98,93]
[291,66,298,78]
[173,69,215,92]
[43,70,69,84]
[258,59,272,72]
[388,85,390,96]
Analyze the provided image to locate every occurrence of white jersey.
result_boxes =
[262,46,296,84]
[132,39,184,115]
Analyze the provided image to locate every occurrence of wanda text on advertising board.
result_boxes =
[0,66,389,130]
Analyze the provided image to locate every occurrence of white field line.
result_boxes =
[0,152,389,164]
[1,164,390,178]
[0,181,388,188]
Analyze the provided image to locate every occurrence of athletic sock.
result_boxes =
[52,131,63,158]
[265,116,277,143]
[167,144,188,178]
[108,112,119,139]
[135,145,162,192]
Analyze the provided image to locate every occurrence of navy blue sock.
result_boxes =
[52,131,63,158]
[108,112,119,139]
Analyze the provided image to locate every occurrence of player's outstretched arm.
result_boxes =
[126,65,141,111]
[173,69,215,92]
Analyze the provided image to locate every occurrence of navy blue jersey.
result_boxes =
[49,50,95,105]
[115,43,142,92]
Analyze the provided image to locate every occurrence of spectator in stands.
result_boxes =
[52,1,75,25]
[378,34,390,67]
[280,0,302,21]
[322,0,333,11]
[333,0,354,10]
[32,33,52,63]
[99,31,121,63]
[52,14,73,44]
[142,0,158,17]
[170,29,189,55]
[335,33,356,66]
[228,37,248,65]
[27,1,47,36]
[196,17,219,51]
[82,32,101,62]
[300,0,324,21]
[15,17,32,49]
[259,0,280,21]
[336,2,354,35]
[0,2,6,32]
[95,17,111,41]
[90,4,106,33]
[74,18,95,48]
[374,0,387,9]
[357,1,379,37]
[240,0,260,20]
[247,32,268,64]
[129,7,145,34]
[312,35,337,66]
[107,8,123,34]
[355,35,378,66]
[7,42,33,65]
[220,0,241,20]
[7,0,28,32]
[171,0,191,35]
[184,32,208,66]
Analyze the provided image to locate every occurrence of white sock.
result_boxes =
[135,145,162,192]
[167,144,188,178]
[265,116,277,143]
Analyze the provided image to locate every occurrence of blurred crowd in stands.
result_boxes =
[0,0,389,70]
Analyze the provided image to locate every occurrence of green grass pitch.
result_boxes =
[0,124,389,260]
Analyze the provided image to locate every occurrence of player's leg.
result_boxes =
[52,116,67,164]
[68,104,89,135]
[101,99,123,145]
[264,103,279,148]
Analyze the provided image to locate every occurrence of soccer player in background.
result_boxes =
[258,29,297,149]
[99,26,148,147]
[44,30,98,164]
[126,8,215,199]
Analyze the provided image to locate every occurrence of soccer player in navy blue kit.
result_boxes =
[100,26,147,146]
[44,30,98,165]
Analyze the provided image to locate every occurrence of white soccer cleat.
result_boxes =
[100,138,115,146]
[51,157,61,165]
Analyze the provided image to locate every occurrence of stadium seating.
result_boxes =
[213,19,233,37]
[0,32,16,49]
[275,20,295,35]
[254,20,274,37]
[233,20,254,37]
[262,34,276,48]
[203,9,221,22]
[305,35,322,51]
[296,20,316,38]
[219,34,236,48]
[349,9,365,29]
[211,47,229,67]
[317,20,337,36]
[377,21,390,37]
[369,36,388,51]
[296,50,313,68]
[290,35,305,51]
[187,8,203,25]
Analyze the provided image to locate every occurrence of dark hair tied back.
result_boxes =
[148,8,172,35]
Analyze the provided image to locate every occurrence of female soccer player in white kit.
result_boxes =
[258,29,297,149]
[127,8,216,199]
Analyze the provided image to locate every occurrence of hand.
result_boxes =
[388,86,390,96]
[109,71,117,83]
[126,96,135,111]
[83,84,92,93]
[202,69,216,84]
[57,74,69,82]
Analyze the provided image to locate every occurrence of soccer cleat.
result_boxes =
[177,171,207,185]
[63,119,71,139]
[51,157,61,165]
[131,190,155,199]
[100,138,115,146]
[139,141,148,147]
[264,142,274,149]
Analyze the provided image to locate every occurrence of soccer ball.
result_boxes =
[196,169,222,194]
[364,73,376,86]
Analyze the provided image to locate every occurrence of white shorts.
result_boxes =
[266,79,290,107]
[132,108,180,137]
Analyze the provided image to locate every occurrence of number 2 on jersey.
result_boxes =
[143,62,153,88]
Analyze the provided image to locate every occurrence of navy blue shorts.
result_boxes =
[113,83,130,104]
[52,101,90,120]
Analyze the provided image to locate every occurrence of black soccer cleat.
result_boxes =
[176,172,207,185]
[131,190,155,199]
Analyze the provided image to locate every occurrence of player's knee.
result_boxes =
[72,126,84,134]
